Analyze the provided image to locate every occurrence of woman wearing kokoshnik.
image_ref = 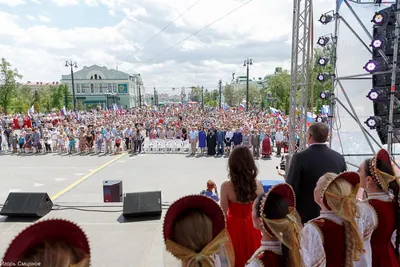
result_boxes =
[358,148,400,266]
[300,172,366,267]
[163,194,235,267]
[246,183,303,267]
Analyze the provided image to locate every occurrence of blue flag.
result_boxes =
[337,0,344,10]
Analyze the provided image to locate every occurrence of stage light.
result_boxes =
[315,116,323,123]
[317,36,330,47]
[366,88,384,101]
[319,14,333,24]
[317,73,330,82]
[363,60,379,73]
[371,37,386,49]
[372,11,388,25]
[318,57,329,66]
[365,116,382,129]
[320,91,332,99]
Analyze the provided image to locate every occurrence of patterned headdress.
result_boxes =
[2,219,90,266]
[369,149,400,192]
[259,184,303,267]
[163,195,234,267]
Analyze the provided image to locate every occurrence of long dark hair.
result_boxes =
[255,193,290,267]
[363,158,399,258]
[228,146,258,203]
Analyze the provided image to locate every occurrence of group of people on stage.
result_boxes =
[0,105,289,157]
[163,123,400,267]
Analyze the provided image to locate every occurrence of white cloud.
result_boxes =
[51,0,79,6]
[84,0,98,7]
[0,0,25,7]
[30,0,41,4]
[26,15,36,20]
[38,15,50,22]
[0,0,382,97]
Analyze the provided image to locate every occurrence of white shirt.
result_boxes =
[275,131,284,142]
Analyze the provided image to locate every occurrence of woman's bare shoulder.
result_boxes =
[221,180,232,188]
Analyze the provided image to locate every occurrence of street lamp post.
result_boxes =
[137,74,142,107]
[65,61,78,111]
[243,58,253,112]
[201,86,204,110]
[218,80,222,109]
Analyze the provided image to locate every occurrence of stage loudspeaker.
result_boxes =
[123,191,162,218]
[0,192,53,217]
[103,180,123,202]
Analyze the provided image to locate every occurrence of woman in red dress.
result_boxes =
[220,146,264,267]
[261,134,271,158]
[359,149,400,267]
[246,183,303,267]
[300,172,365,266]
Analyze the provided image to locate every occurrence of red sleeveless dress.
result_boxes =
[368,199,399,267]
[227,201,261,267]
[310,218,345,267]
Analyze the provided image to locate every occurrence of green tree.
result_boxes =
[267,67,291,113]
[60,84,72,109]
[223,83,235,106]
[189,86,202,102]
[50,85,64,110]
[0,58,22,113]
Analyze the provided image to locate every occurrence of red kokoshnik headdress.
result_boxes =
[369,149,400,192]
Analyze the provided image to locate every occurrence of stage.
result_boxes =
[0,152,282,266]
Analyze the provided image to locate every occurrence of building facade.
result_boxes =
[61,65,144,109]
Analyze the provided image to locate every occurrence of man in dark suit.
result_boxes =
[216,127,226,156]
[286,122,346,224]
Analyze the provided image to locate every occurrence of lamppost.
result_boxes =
[243,58,253,112]
[218,80,222,109]
[65,61,78,111]
[201,86,204,110]
[137,74,142,107]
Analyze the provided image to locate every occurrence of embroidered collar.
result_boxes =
[319,210,344,225]
[367,192,392,202]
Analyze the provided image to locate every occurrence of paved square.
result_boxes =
[0,152,282,266]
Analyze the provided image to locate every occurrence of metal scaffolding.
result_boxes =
[288,0,399,167]
[288,0,313,161]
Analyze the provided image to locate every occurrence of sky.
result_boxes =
[0,0,340,93]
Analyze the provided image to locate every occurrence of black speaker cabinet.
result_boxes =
[0,192,53,217]
[103,180,123,202]
[123,191,162,218]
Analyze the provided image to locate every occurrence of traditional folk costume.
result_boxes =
[365,149,400,267]
[246,183,303,267]
[261,134,272,158]
[1,219,90,267]
[300,172,370,267]
[163,195,235,267]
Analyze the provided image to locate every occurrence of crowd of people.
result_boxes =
[0,105,291,157]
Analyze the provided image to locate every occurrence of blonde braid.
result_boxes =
[343,221,355,267]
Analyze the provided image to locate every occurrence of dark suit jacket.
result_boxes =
[286,144,346,224]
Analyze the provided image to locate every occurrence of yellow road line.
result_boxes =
[51,153,127,200]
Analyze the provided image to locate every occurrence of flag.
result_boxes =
[27,105,34,118]
[113,104,118,112]
[239,104,245,111]
[306,112,316,126]
[270,107,281,117]
[61,106,67,116]
[278,115,286,124]
[321,105,330,115]
[222,103,229,112]
[337,0,344,10]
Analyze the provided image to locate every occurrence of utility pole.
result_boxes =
[201,86,204,110]
[138,84,141,107]
[218,80,222,109]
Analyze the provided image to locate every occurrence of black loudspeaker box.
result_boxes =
[123,191,162,218]
[0,192,53,217]
[103,180,123,202]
